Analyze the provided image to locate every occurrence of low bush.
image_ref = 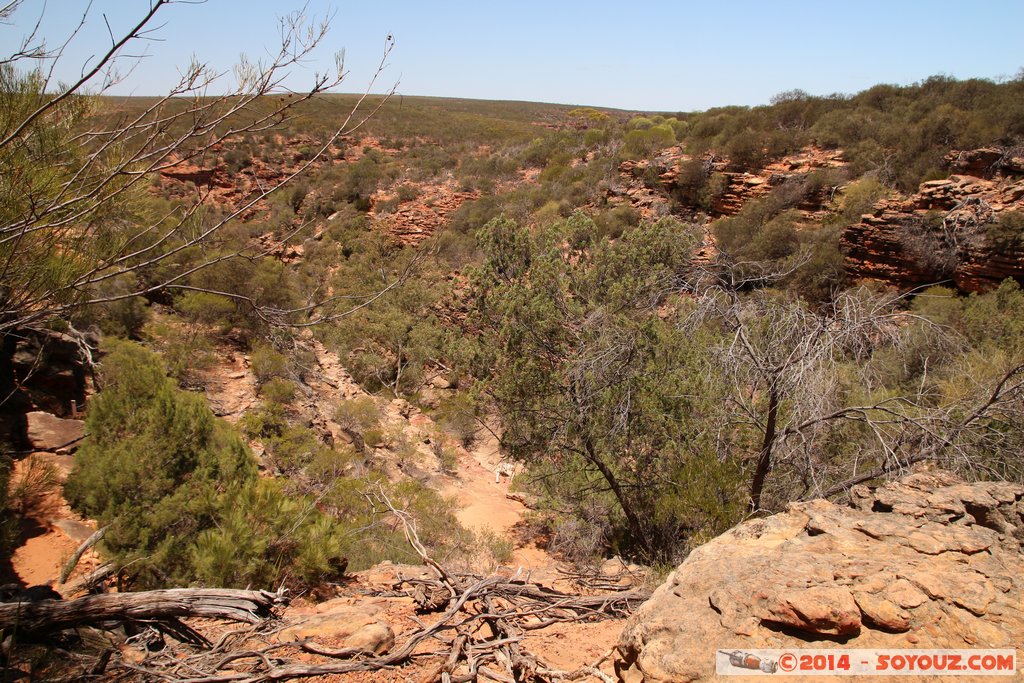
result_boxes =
[64,340,348,589]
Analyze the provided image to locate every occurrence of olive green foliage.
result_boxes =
[434,393,480,448]
[250,344,291,384]
[622,124,676,158]
[323,229,446,397]
[473,213,746,561]
[64,340,348,588]
[677,75,1024,190]
[144,319,215,387]
[186,256,302,334]
[713,186,803,263]
[0,455,62,560]
[70,274,150,339]
[0,65,152,333]
[987,211,1024,250]
[191,478,347,587]
[334,397,382,433]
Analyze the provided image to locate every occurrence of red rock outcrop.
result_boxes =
[615,471,1024,682]
[711,147,846,219]
[370,180,480,246]
[611,146,847,221]
[155,136,351,216]
[842,149,1024,292]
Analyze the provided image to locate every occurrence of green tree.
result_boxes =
[64,340,349,588]
[64,340,255,585]
[473,214,745,561]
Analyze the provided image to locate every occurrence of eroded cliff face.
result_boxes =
[610,145,847,221]
[841,148,1024,292]
[611,144,1024,294]
[615,471,1024,683]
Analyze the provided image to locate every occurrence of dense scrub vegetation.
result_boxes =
[467,213,1024,562]
[4,66,1024,576]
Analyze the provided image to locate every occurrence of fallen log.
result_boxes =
[0,588,286,637]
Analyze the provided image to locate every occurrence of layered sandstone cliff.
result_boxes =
[611,146,846,221]
[842,148,1024,292]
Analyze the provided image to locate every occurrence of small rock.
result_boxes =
[885,579,929,609]
[277,605,394,655]
[854,591,911,632]
[758,586,861,636]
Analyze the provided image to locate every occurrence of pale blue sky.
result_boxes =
[5,1,1023,112]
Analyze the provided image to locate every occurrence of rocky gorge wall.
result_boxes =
[612,144,1024,295]
[842,148,1024,292]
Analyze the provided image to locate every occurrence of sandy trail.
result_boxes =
[7,453,99,589]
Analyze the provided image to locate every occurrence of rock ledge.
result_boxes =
[615,472,1024,682]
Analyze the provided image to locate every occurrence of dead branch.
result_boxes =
[61,561,116,598]
[29,498,645,683]
[58,524,109,585]
[0,587,286,637]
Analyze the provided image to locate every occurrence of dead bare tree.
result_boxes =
[684,262,1024,510]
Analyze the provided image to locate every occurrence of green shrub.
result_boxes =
[260,377,297,404]
[433,438,459,474]
[239,401,289,439]
[192,478,347,589]
[72,275,150,339]
[362,428,385,448]
[65,340,257,586]
[176,291,237,331]
[594,205,640,240]
[334,397,381,433]
[396,184,421,202]
[265,424,326,474]
[64,340,348,589]
[987,211,1024,250]
[435,393,479,447]
[622,124,675,158]
[828,177,889,227]
[250,344,289,384]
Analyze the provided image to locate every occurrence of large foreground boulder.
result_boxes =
[615,472,1024,682]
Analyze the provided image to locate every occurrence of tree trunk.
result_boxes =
[584,438,649,553]
[0,587,285,636]
[748,387,779,512]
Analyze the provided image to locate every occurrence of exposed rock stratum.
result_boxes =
[615,471,1024,682]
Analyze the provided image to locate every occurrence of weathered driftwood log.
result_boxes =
[0,588,286,636]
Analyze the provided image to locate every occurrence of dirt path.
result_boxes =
[7,453,101,589]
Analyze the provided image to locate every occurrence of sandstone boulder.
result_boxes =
[25,411,85,451]
[615,472,1024,682]
[276,600,394,655]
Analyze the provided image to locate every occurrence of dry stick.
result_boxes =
[61,561,116,597]
[109,502,648,683]
[372,485,459,598]
[58,524,109,584]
